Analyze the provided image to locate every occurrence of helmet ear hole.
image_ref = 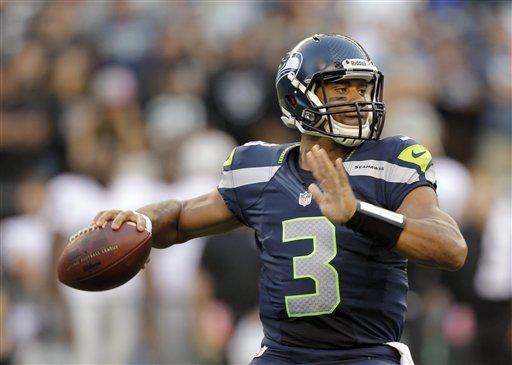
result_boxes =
[286,95,297,108]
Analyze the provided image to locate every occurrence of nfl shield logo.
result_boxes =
[298,191,312,207]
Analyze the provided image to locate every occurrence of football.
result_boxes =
[57,222,152,291]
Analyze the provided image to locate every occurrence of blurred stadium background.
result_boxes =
[0,1,510,364]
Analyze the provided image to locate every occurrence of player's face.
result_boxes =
[314,79,369,126]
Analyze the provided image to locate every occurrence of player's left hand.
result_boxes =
[306,145,357,225]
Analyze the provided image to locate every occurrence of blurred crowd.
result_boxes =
[0,1,510,365]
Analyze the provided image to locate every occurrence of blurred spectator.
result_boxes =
[102,151,160,365]
[145,70,208,183]
[50,44,94,105]
[96,0,158,71]
[145,62,207,142]
[0,176,66,363]
[0,1,44,57]
[433,35,482,165]
[383,98,473,225]
[196,2,263,47]
[44,88,148,363]
[227,310,264,365]
[47,42,97,172]
[0,285,14,364]
[30,2,78,54]
[147,130,237,364]
[140,10,213,100]
[195,228,261,365]
[473,180,512,365]
[479,5,511,135]
[179,131,265,365]
[383,98,476,364]
[205,34,276,143]
[91,65,147,154]
[178,129,238,178]
[0,39,53,217]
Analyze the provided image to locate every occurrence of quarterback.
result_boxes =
[93,35,467,365]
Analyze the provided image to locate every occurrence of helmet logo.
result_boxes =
[345,59,366,66]
[277,52,303,84]
[342,58,376,71]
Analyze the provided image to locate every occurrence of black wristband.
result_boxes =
[345,200,406,250]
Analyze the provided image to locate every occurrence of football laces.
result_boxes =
[68,225,100,245]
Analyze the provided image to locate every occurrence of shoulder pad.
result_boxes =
[390,135,433,173]
[222,141,299,171]
[379,135,436,210]
[218,141,298,226]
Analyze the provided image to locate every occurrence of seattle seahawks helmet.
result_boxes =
[276,34,385,147]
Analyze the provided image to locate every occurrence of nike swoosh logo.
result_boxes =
[411,150,426,158]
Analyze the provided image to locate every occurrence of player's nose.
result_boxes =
[346,86,364,103]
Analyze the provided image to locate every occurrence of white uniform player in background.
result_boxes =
[1,178,58,363]
[47,165,156,364]
[149,130,238,364]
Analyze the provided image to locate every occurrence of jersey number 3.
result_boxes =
[282,217,341,317]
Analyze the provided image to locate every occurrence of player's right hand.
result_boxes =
[92,209,148,232]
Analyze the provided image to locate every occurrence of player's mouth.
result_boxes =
[333,114,361,126]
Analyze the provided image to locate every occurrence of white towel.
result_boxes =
[386,342,414,365]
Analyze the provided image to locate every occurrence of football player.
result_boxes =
[93,34,467,365]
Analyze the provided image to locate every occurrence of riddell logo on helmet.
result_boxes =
[344,59,368,67]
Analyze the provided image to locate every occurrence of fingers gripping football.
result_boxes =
[93,209,150,232]
[306,145,357,225]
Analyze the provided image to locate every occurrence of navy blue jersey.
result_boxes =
[218,137,436,350]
